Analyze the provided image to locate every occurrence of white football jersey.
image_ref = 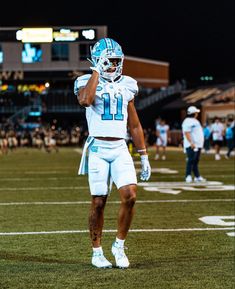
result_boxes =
[182,117,204,149]
[74,74,138,138]
[211,122,224,141]
[156,124,169,146]
[156,124,169,138]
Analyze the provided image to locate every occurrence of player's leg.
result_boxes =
[88,152,112,268]
[155,139,160,160]
[193,149,206,182]
[214,142,221,160]
[111,185,137,269]
[111,145,137,268]
[89,195,108,248]
[192,149,200,178]
[185,147,193,182]
[116,184,137,239]
[162,141,167,160]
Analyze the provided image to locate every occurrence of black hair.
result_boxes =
[188,113,196,118]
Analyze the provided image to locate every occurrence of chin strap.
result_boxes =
[87,58,93,65]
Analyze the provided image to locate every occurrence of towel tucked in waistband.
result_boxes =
[78,136,94,175]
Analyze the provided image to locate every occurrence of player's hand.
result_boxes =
[90,56,112,74]
[190,142,195,149]
[140,155,151,181]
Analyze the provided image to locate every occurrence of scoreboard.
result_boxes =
[0,27,97,42]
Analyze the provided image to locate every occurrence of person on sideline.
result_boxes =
[74,38,151,269]
[225,117,234,159]
[154,119,171,160]
[203,122,211,153]
[182,106,206,183]
[211,116,225,160]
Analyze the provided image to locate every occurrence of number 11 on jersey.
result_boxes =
[101,93,124,121]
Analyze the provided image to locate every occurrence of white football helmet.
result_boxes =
[90,38,124,81]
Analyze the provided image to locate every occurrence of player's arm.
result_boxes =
[78,56,112,107]
[77,72,99,107]
[184,131,195,149]
[128,99,151,181]
[127,99,147,155]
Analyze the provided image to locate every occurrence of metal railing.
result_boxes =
[136,81,186,110]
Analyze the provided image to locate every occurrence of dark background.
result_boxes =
[1,0,234,86]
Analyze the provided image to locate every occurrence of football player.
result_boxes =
[74,38,151,269]
[155,119,170,160]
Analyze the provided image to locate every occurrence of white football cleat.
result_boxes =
[154,154,159,160]
[92,251,112,268]
[185,175,193,183]
[215,154,221,160]
[194,176,207,183]
[111,242,130,269]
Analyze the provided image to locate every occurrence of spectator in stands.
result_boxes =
[225,117,234,159]
[182,106,206,183]
[70,126,81,146]
[0,129,8,155]
[203,122,211,153]
[154,119,171,160]
[44,128,59,153]
[211,117,225,160]
[32,128,44,149]
[7,128,18,151]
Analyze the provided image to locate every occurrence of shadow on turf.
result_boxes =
[2,251,232,271]
[0,251,90,267]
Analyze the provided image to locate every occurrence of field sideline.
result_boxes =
[0,147,234,289]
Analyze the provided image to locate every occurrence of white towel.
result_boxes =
[78,136,94,175]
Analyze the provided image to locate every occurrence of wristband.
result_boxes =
[137,148,147,153]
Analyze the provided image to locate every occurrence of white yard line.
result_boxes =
[0,177,77,181]
[0,227,234,236]
[0,181,230,191]
[0,187,88,191]
[0,199,234,206]
[0,175,234,181]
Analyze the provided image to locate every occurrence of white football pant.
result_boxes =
[88,139,137,195]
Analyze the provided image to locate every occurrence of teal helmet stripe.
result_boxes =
[104,38,113,50]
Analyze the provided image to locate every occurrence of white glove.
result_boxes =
[90,56,112,74]
[140,155,151,181]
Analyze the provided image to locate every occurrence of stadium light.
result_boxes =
[200,75,214,81]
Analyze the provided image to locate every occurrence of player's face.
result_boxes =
[107,58,121,72]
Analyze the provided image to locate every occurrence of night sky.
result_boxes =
[1,0,234,86]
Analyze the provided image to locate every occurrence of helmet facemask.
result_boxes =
[100,55,124,81]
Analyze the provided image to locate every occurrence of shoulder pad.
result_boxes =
[120,75,138,95]
[74,74,91,95]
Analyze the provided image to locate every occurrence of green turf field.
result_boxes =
[0,147,234,289]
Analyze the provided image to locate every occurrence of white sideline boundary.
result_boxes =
[0,199,234,206]
[0,227,234,236]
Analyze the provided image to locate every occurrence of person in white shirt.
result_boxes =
[182,106,206,183]
[211,117,225,160]
[74,37,151,269]
[154,119,171,160]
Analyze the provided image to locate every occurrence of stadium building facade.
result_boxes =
[0,26,170,128]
